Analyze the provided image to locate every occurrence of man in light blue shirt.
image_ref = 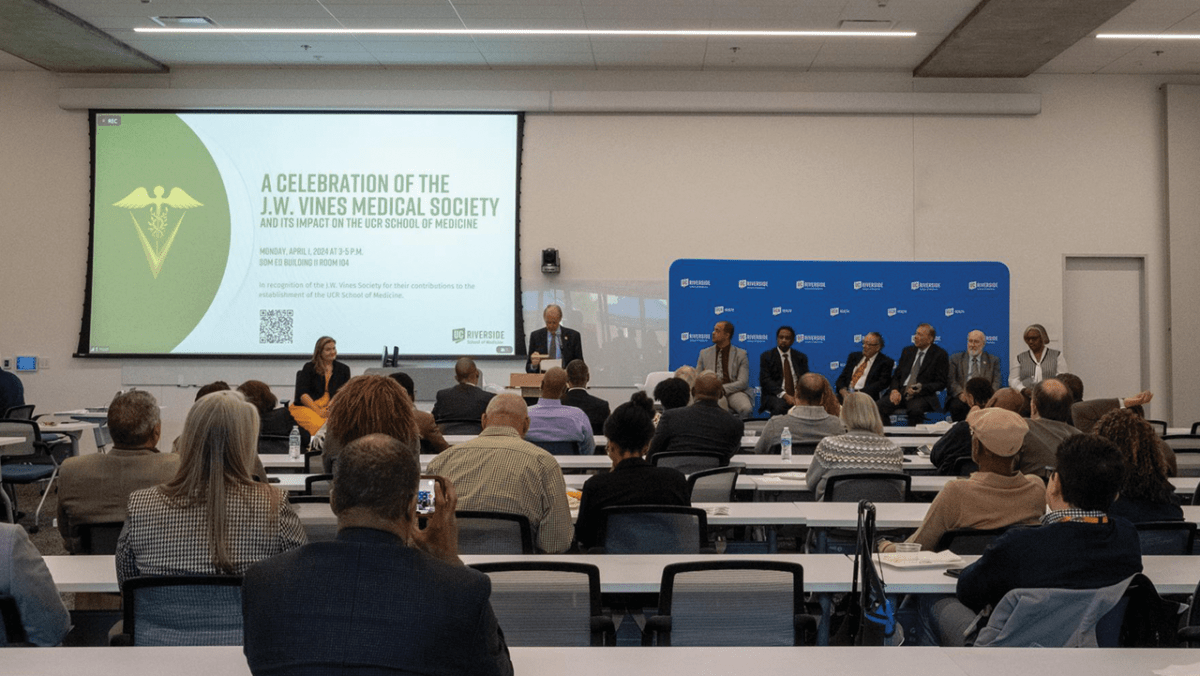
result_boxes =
[526,367,595,455]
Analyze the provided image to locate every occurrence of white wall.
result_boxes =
[1,67,1194,442]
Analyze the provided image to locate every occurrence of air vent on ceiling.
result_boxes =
[151,16,216,28]
[839,20,895,31]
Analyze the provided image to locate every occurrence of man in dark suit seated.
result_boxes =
[526,303,583,373]
[561,359,611,435]
[758,325,809,416]
[647,371,743,462]
[877,323,950,426]
[431,357,495,425]
[945,330,1003,422]
[835,332,893,403]
[242,434,513,676]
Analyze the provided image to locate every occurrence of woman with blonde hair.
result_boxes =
[320,374,420,473]
[117,391,306,583]
[289,336,351,435]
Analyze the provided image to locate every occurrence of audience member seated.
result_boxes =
[672,365,697,389]
[0,523,70,646]
[427,394,573,553]
[922,434,1142,647]
[561,359,611,435]
[878,323,950,427]
[1071,390,1154,434]
[881,407,1044,553]
[0,367,25,414]
[1094,408,1183,523]
[647,372,743,462]
[431,357,495,424]
[117,391,307,584]
[1017,379,1080,480]
[320,375,420,473]
[289,336,351,436]
[754,373,845,454]
[929,382,1014,475]
[237,380,308,450]
[387,372,449,453]
[806,392,903,500]
[242,435,513,676]
[1057,373,1085,404]
[652,377,691,426]
[525,367,595,455]
[573,392,690,551]
[1009,323,1068,392]
[57,390,180,553]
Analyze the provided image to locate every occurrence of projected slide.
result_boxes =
[86,111,520,357]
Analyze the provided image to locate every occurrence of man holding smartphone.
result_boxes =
[242,434,513,676]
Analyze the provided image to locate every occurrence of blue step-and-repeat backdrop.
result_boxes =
[669,260,1010,416]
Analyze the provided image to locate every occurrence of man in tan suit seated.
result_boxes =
[57,390,180,554]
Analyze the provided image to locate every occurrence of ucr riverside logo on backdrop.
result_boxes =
[945,307,965,317]
[853,281,885,291]
[680,278,711,288]
[830,307,850,317]
[738,332,769,344]
[796,334,826,344]
[738,279,769,290]
[681,332,710,343]
[887,308,908,317]
[772,307,793,316]
[829,360,842,371]
[969,281,1000,291]
[911,281,942,291]
[796,280,826,291]
[714,306,735,315]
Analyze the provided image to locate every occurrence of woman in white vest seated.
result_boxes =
[1009,323,1067,392]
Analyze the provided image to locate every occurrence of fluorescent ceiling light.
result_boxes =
[134,27,916,38]
[1096,33,1200,40]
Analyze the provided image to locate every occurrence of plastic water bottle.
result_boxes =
[289,425,301,460]
[780,427,792,461]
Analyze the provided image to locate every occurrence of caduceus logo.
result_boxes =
[112,185,203,278]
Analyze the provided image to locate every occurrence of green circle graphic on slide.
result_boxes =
[92,114,231,354]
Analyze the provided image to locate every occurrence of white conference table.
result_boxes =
[35,419,97,456]
[0,436,24,447]
[9,646,1200,676]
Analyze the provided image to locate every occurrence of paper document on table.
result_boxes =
[877,551,965,569]
[762,472,807,481]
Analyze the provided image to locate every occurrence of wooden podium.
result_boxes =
[509,372,545,399]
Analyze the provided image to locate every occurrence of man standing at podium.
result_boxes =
[526,304,583,373]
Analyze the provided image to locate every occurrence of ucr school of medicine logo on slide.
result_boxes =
[452,328,466,343]
[112,185,203,278]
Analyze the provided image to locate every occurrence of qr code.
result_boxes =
[259,310,294,344]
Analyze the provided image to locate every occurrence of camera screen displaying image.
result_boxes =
[417,478,436,515]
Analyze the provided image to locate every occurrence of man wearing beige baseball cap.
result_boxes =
[880,407,1046,555]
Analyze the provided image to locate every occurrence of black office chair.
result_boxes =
[530,440,580,456]
[77,521,126,555]
[114,576,244,646]
[1146,420,1169,436]
[933,525,1031,555]
[2,405,34,420]
[1134,521,1196,555]
[822,472,911,503]
[1163,435,1200,453]
[303,473,333,497]
[597,505,708,554]
[256,434,289,455]
[456,511,535,554]
[0,419,66,532]
[650,451,728,476]
[470,562,614,646]
[436,418,484,436]
[643,561,817,646]
[950,455,979,476]
[687,464,743,502]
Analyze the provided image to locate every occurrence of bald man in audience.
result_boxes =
[57,390,180,553]
[648,372,744,462]
[1017,378,1081,479]
[526,367,595,455]
[427,394,573,553]
[930,384,1020,475]
[431,357,495,424]
[754,372,846,454]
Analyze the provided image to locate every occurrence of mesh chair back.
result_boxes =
[687,464,742,502]
[438,419,484,436]
[601,505,706,554]
[456,511,534,554]
[257,434,289,455]
[2,405,34,420]
[471,562,609,646]
[1135,521,1196,555]
[651,451,727,476]
[653,561,805,646]
[1163,435,1200,453]
[1192,422,1200,436]
[1146,420,1169,436]
[933,526,1028,555]
[822,472,911,503]
[77,521,126,555]
[121,576,243,646]
[531,440,579,456]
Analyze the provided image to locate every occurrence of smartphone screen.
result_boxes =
[417,478,436,515]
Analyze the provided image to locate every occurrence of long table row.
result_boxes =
[8,645,1200,676]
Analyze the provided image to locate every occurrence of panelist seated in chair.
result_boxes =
[877,323,949,427]
[574,392,690,551]
[880,407,1045,554]
[57,390,180,554]
[921,433,1142,647]
[243,434,513,676]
